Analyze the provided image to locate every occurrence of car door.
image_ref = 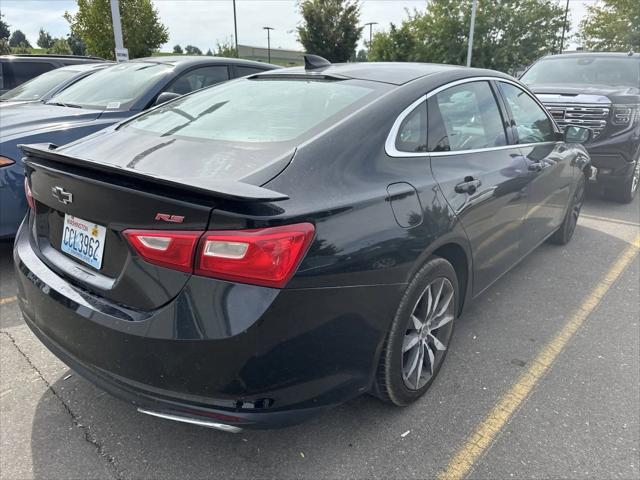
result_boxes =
[428,79,530,295]
[496,81,574,254]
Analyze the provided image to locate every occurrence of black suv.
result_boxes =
[0,54,105,94]
[521,52,640,203]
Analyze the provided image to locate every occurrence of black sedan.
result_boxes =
[14,56,591,431]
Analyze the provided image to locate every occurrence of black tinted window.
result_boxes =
[395,101,427,153]
[499,82,555,143]
[166,66,230,95]
[11,62,56,85]
[431,81,507,152]
[235,66,267,77]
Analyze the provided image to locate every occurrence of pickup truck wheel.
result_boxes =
[603,159,640,204]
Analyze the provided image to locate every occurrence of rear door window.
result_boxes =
[429,81,507,152]
[395,101,427,153]
[498,82,556,144]
[11,62,57,85]
[165,66,230,94]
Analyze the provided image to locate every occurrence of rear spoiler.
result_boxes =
[19,143,289,202]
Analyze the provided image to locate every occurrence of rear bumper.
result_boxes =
[14,217,403,429]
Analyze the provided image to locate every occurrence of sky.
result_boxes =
[1,0,593,53]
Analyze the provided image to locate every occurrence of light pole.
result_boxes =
[233,0,239,57]
[466,0,478,67]
[363,22,378,50]
[559,0,569,53]
[263,26,274,63]
[109,0,127,61]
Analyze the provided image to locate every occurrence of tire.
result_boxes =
[549,174,585,245]
[602,159,640,204]
[374,257,458,406]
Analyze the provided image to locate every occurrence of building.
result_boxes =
[238,44,304,65]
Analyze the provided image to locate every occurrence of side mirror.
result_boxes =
[154,91,181,106]
[564,125,592,144]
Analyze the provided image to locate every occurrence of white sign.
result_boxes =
[115,47,129,62]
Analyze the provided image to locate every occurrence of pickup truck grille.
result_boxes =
[543,103,610,139]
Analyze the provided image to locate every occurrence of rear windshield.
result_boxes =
[47,62,171,110]
[521,56,640,88]
[1,68,79,102]
[125,78,377,143]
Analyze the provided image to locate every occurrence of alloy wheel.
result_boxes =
[631,160,640,195]
[568,177,585,237]
[401,277,455,390]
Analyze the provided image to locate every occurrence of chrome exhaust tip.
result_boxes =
[137,408,243,433]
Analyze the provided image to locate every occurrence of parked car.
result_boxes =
[521,51,640,203]
[0,54,105,94]
[1,63,112,107]
[0,56,279,238]
[15,57,591,431]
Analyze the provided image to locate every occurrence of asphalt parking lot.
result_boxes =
[1,188,638,480]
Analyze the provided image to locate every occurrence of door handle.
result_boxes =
[528,162,544,172]
[455,176,482,195]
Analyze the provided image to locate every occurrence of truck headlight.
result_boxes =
[612,105,637,125]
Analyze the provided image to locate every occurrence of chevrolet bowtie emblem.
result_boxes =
[51,186,73,205]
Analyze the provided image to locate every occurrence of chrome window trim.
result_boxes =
[385,76,559,158]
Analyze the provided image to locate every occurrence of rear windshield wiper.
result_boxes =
[47,101,83,108]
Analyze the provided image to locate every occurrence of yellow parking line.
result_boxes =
[0,295,17,306]
[579,213,640,228]
[438,234,640,480]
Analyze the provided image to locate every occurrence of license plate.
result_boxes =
[61,214,107,269]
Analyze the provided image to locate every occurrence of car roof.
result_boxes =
[253,62,501,86]
[0,54,105,61]
[56,63,114,73]
[131,55,280,70]
[541,51,640,60]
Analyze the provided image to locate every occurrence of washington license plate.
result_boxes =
[61,214,107,269]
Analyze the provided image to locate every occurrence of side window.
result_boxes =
[499,82,555,144]
[11,62,56,86]
[429,81,507,152]
[395,101,427,153]
[166,66,229,95]
[234,66,267,78]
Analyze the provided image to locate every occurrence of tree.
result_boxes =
[37,28,54,49]
[356,48,367,61]
[67,34,86,55]
[0,39,10,55]
[184,44,202,55]
[214,40,237,58]
[297,0,363,62]
[48,38,72,55]
[64,0,169,60]
[0,12,10,41]
[579,0,639,51]
[9,29,31,48]
[369,0,566,73]
[172,44,183,54]
[206,48,213,56]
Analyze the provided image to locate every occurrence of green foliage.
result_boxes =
[0,39,10,55]
[9,29,30,48]
[579,0,640,51]
[0,12,10,41]
[172,44,183,54]
[49,38,73,55]
[369,0,567,72]
[67,34,87,55]
[206,48,213,56]
[297,0,363,62]
[37,28,54,49]
[184,44,202,55]
[64,0,169,60]
[11,42,31,54]
[356,48,367,62]
[214,40,237,58]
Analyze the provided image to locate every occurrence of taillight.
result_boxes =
[195,223,315,288]
[24,177,35,210]
[123,230,202,273]
[123,222,315,288]
[0,156,15,167]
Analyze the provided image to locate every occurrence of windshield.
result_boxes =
[48,62,171,110]
[521,56,640,88]
[126,78,377,143]
[0,68,80,102]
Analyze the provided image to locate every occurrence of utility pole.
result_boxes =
[110,0,128,61]
[466,0,477,67]
[559,0,569,53]
[233,0,239,57]
[263,26,274,63]
[363,22,378,50]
